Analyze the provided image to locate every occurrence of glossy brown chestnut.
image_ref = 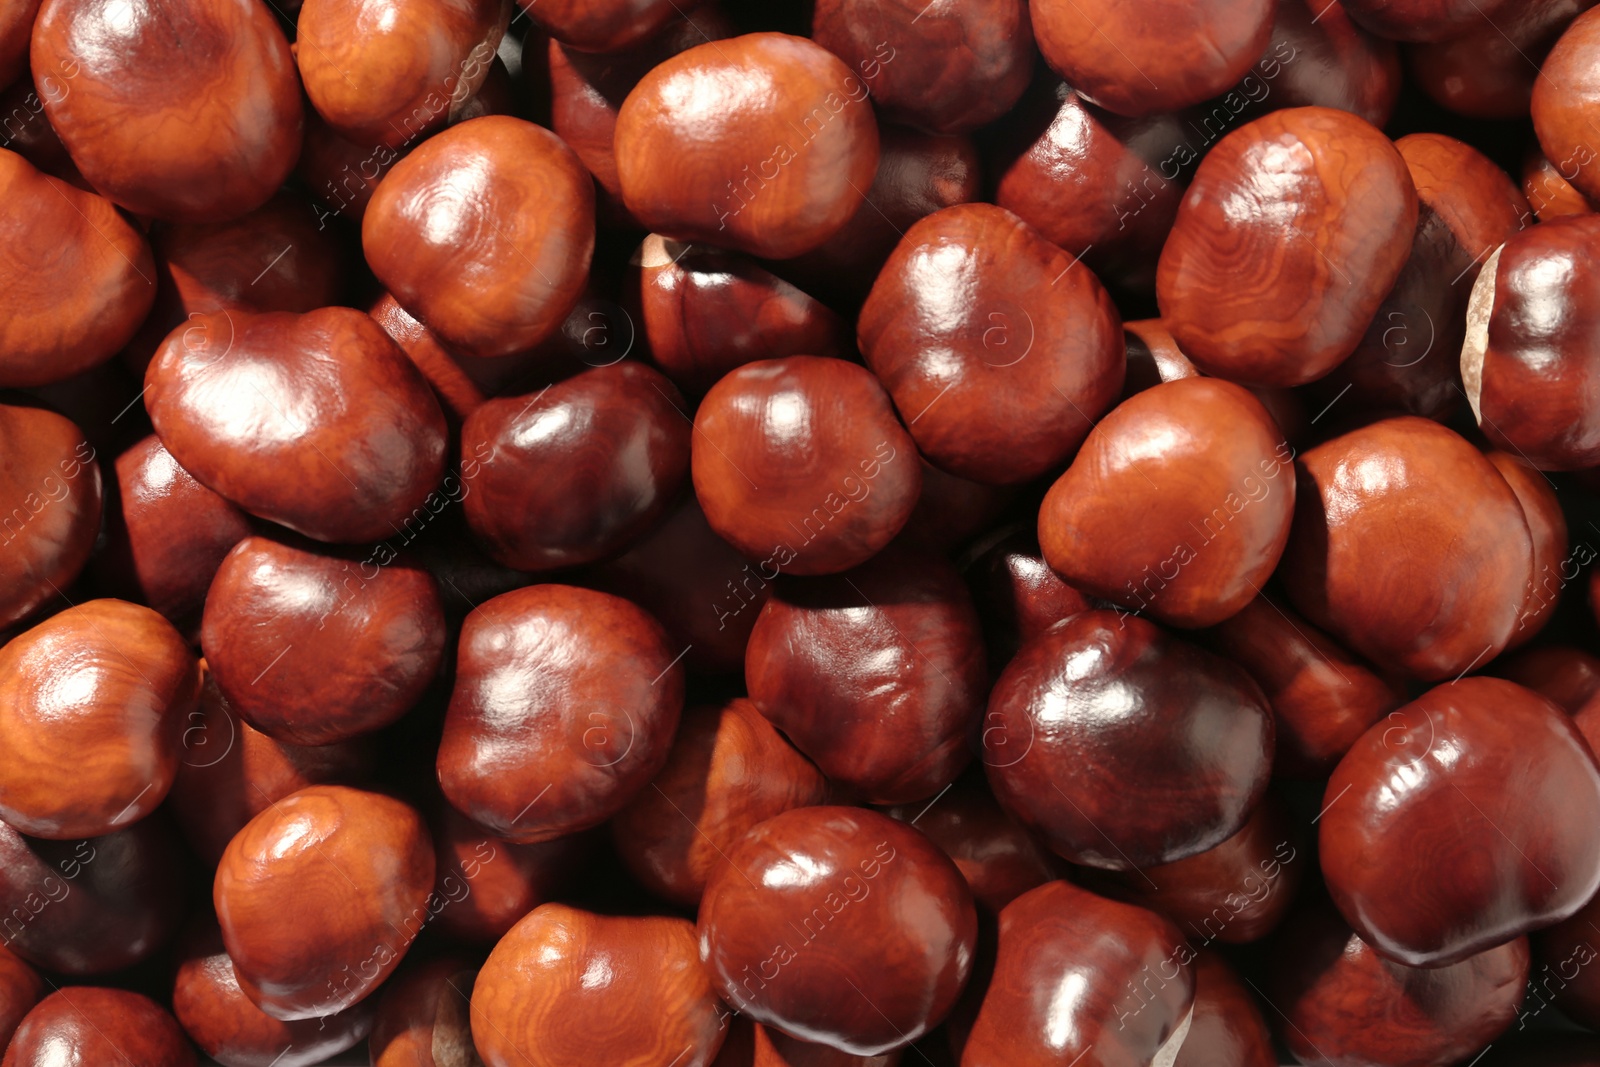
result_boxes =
[614,33,880,260]
[1342,0,1512,40]
[962,880,1194,1067]
[1038,377,1295,628]
[460,362,691,571]
[30,0,301,221]
[437,584,685,843]
[1320,677,1600,967]
[745,545,985,804]
[518,0,686,52]
[174,923,376,1067]
[858,203,1123,486]
[0,814,188,975]
[1031,0,1275,117]
[1523,143,1594,221]
[962,525,1092,668]
[201,535,447,746]
[0,149,153,387]
[691,356,921,576]
[1254,0,1402,126]
[612,698,827,908]
[631,234,850,396]
[145,306,450,544]
[369,956,479,1066]
[0,944,40,1053]
[1281,417,1533,680]
[363,115,595,360]
[1204,594,1403,777]
[985,610,1274,870]
[1488,452,1568,647]
[0,401,101,629]
[811,0,1032,134]
[474,903,726,1067]
[716,1020,902,1067]
[367,290,491,423]
[215,785,435,1020]
[2,987,196,1067]
[1494,645,1600,712]
[297,0,507,149]
[1272,903,1527,1066]
[1534,7,1600,202]
[428,802,590,943]
[1156,107,1417,387]
[1173,951,1275,1067]
[699,806,977,1057]
[1410,0,1593,119]
[0,599,198,838]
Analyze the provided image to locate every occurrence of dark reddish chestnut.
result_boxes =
[1031,0,1275,117]
[437,584,685,843]
[614,33,880,259]
[961,880,1194,1067]
[1524,143,1594,221]
[296,113,405,227]
[1410,0,1593,119]
[1535,7,1600,202]
[0,72,83,186]
[0,945,41,1052]
[0,599,198,838]
[215,785,434,1020]
[1281,417,1533,680]
[363,115,595,359]
[898,461,1015,557]
[368,290,492,423]
[174,923,375,1067]
[0,401,101,629]
[1038,377,1296,628]
[144,306,450,544]
[699,806,976,1057]
[369,956,478,1067]
[1531,886,1600,1030]
[460,362,691,571]
[1253,0,1401,126]
[962,525,1092,667]
[1173,951,1275,1067]
[691,356,921,576]
[1156,107,1417,387]
[1321,677,1600,966]
[1,988,196,1067]
[519,0,686,52]
[716,1020,903,1066]
[428,803,591,944]
[1204,594,1404,777]
[1488,452,1567,646]
[0,149,153,387]
[985,610,1274,870]
[1493,646,1600,712]
[473,904,726,1067]
[0,0,40,87]
[858,203,1124,486]
[612,698,827,908]
[1341,0,1512,40]
[30,0,301,222]
[811,0,1032,134]
[0,815,188,975]
[201,535,447,746]
[1272,903,1527,1065]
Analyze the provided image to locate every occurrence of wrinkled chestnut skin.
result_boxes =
[201,535,447,746]
[0,149,153,387]
[631,234,849,396]
[1494,645,1600,712]
[1259,0,1401,126]
[615,33,880,260]
[691,356,921,576]
[0,401,101,629]
[369,956,479,1067]
[1039,377,1296,629]
[1173,951,1275,1067]
[428,803,591,944]
[1532,888,1600,1030]
[811,0,1032,134]
[699,807,977,1057]
[1410,0,1594,119]
[1281,417,1532,680]
[1535,7,1600,202]
[985,611,1274,870]
[0,815,187,975]
[297,0,507,149]
[859,203,1124,486]
[437,584,685,843]
[166,665,373,864]
[145,307,449,544]
[1489,452,1567,647]
[1032,0,1274,117]
[0,945,41,1051]
[461,362,691,571]
[1321,678,1600,967]
[613,698,827,908]
[986,78,1188,295]
[0,599,199,838]
[963,525,1092,667]
[1524,144,1594,221]
[520,0,686,52]
[716,1020,902,1067]
[475,904,726,1067]
[1273,904,1527,1066]
[1467,215,1600,469]
[215,785,435,1020]
[30,0,301,222]
[174,923,375,1067]
[1157,107,1417,387]
[2,988,196,1067]
[1205,594,1404,777]
[364,115,595,360]
[747,546,987,805]
[962,881,1195,1067]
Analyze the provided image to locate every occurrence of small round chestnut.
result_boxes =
[2,987,196,1067]
[0,400,102,629]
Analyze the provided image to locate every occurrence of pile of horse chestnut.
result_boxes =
[9,0,1600,1064]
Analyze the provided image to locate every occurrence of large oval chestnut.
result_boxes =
[2,987,195,1067]
[1320,677,1600,967]
[985,610,1274,870]
[0,401,102,629]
